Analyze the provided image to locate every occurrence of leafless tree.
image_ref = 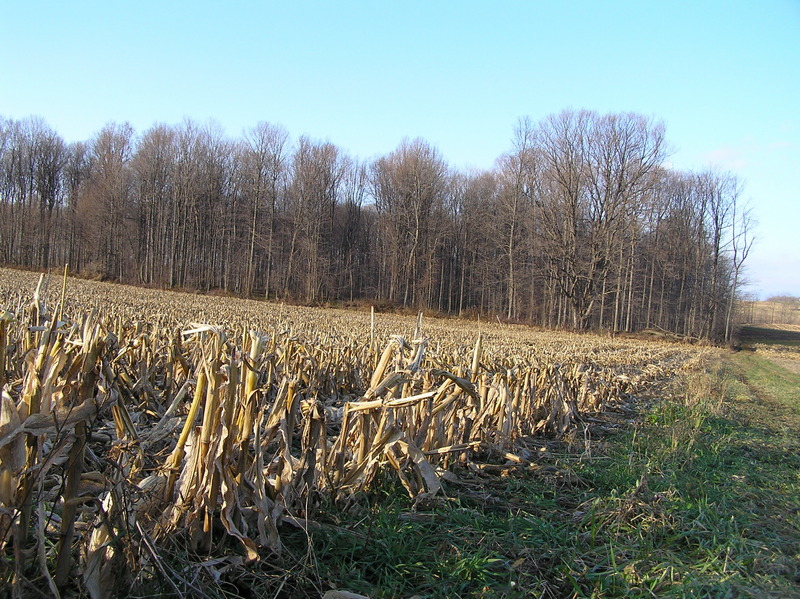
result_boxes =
[284,136,346,302]
[495,117,538,320]
[535,110,665,329]
[371,138,448,307]
[78,122,135,280]
[724,191,755,342]
[131,124,177,285]
[240,122,289,298]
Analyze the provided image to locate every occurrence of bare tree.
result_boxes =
[240,122,289,298]
[371,138,448,307]
[285,137,346,302]
[78,122,135,280]
[496,117,538,320]
[0,117,68,269]
[724,191,755,342]
[536,110,665,329]
[131,123,177,285]
[0,111,753,342]
[333,157,370,301]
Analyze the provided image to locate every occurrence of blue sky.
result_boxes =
[2,1,798,298]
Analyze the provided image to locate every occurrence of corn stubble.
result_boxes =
[0,269,706,597]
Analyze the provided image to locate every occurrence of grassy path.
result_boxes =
[732,351,800,417]
[536,348,800,599]
[702,351,800,597]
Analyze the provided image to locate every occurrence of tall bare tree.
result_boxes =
[371,138,448,307]
[240,122,289,298]
[131,124,177,285]
[78,122,135,280]
[284,137,346,302]
[495,117,538,320]
[536,110,665,329]
[724,185,754,342]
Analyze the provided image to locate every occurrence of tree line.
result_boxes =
[0,110,753,340]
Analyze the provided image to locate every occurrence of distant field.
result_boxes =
[740,299,800,325]
[738,323,800,377]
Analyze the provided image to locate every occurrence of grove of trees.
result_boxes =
[0,110,753,341]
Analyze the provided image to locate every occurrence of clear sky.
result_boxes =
[2,1,798,298]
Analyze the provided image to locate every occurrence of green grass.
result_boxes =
[730,351,800,416]
[127,343,800,599]
[568,355,800,598]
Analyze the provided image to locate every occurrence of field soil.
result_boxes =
[739,323,800,345]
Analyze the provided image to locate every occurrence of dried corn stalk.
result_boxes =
[0,268,708,596]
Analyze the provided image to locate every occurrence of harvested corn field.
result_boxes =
[0,268,708,597]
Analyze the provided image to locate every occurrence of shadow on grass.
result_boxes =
[739,325,800,347]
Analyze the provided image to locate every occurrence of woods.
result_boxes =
[0,110,751,341]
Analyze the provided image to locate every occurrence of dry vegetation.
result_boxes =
[0,267,708,597]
